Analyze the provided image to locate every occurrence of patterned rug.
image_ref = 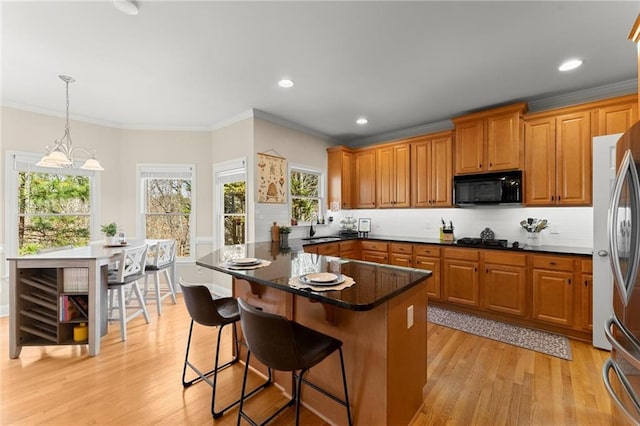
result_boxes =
[427,306,572,360]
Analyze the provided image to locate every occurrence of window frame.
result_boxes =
[4,151,101,258]
[214,158,247,250]
[289,163,325,225]
[136,163,196,262]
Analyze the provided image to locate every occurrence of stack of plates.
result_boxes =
[299,272,345,286]
[226,257,261,267]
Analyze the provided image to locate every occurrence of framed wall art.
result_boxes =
[257,152,287,204]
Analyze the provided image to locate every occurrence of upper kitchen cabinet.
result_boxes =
[354,148,377,209]
[592,94,638,136]
[525,108,592,206]
[453,103,527,175]
[376,142,410,208]
[327,146,354,210]
[410,131,453,207]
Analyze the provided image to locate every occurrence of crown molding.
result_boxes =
[251,109,335,142]
[527,79,637,113]
[347,120,454,148]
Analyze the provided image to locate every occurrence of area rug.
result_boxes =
[427,306,572,360]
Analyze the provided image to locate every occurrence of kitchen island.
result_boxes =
[197,242,432,426]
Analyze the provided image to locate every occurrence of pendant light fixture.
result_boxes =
[37,75,104,171]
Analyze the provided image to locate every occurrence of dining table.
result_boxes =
[7,239,172,358]
[196,240,433,426]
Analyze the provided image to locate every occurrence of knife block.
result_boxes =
[440,227,454,242]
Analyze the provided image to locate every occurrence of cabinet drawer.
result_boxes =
[443,247,479,261]
[483,250,527,267]
[414,245,440,257]
[339,240,357,252]
[361,241,388,253]
[532,255,574,271]
[390,243,413,255]
[581,259,592,273]
[362,250,388,264]
[317,243,339,256]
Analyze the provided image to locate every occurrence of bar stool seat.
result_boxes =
[179,279,270,418]
[237,298,352,426]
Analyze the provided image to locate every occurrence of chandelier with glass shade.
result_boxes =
[37,75,104,171]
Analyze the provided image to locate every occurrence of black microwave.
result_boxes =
[453,170,522,206]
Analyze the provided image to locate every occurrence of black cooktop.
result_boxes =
[456,237,508,248]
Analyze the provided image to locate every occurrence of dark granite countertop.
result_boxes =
[300,234,593,257]
[196,241,432,311]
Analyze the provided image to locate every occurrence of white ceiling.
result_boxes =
[2,1,639,144]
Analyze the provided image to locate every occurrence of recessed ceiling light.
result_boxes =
[356,117,368,125]
[559,58,583,72]
[114,0,139,15]
[278,79,294,88]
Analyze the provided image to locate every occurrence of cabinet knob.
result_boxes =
[584,280,588,287]
[551,196,555,201]
[568,278,572,285]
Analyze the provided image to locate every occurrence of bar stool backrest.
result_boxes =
[111,244,148,284]
[147,239,176,269]
[179,280,234,327]
[237,298,300,372]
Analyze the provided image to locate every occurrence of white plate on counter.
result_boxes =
[299,272,345,286]
[227,257,261,266]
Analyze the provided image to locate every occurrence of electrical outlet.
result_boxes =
[550,224,560,234]
[407,305,414,329]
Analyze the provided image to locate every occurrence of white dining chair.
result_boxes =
[144,239,177,315]
[107,244,150,341]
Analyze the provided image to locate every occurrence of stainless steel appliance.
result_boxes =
[603,122,640,423]
[453,170,522,206]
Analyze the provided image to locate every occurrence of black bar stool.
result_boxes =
[237,298,352,426]
[179,279,270,418]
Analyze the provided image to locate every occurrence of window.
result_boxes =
[290,166,323,224]
[5,151,100,256]
[137,164,195,260]
[215,159,246,248]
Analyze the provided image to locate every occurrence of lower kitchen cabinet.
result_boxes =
[532,255,575,327]
[443,248,480,307]
[414,245,441,301]
[361,240,389,264]
[389,243,413,268]
[483,251,527,317]
[580,259,593,332]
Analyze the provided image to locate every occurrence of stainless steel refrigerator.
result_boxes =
[604,121,640,423]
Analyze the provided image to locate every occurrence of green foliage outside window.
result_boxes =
[290,170,320,223]
[223,181,246,245]
[144,178,192,257]
[18,172,91,255]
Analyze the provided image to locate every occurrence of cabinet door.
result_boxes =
[455,120,484,174]
[327,148,353,210]
[580,273,593,332]
[596,102,638,136]
[443,259,480,306]
[415,255,441,300]
[376,145,395,208]
[390,253,412,268]
[316,243,339,257]
[393,144,411,208]
[354,149,376,208]
[487,110,522,171]
[431,135,453,206]
[362,251,388,264]
[556,111,592,205]
[411,140,431,207]
[532,269,574,326]
[524,118,556,205]
[483,263,527,317]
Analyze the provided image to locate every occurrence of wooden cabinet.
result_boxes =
[414,245,441,301]
[532,255,575,327]
[580,259,593,332]
[354,149,377,208]
[338,240,358,259]
[524,110,592,206]
[361,240,389,264]
[443,248,480,307]
[389,243,413,267]
[327,146,353,210]
[482,251,527,318]
[377,143,410,208]
[410,132,453,207]
[316,242,339,257]
[453,103,526,175]
[593,94,638,136]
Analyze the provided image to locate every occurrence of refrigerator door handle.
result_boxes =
[603,358,640,423]
[605,316,640,370]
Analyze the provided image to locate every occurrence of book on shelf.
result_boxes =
[68,295,88,318]
[59,295,88,321]
[63,268,89,292]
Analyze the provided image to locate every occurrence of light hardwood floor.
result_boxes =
[0,296,629,425]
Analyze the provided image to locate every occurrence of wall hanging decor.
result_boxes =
[257,151,287,203]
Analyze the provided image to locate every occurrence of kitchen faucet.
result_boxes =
[309,213,316,237]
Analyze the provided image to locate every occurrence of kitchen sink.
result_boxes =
[301,236,342,243]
